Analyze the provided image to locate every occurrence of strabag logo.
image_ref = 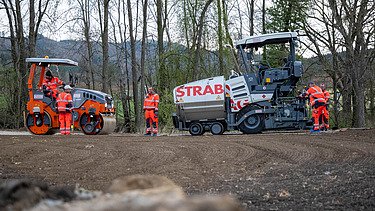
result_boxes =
[176,84,224,97]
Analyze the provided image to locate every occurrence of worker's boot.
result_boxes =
[311,124,320,133]
[144,120,152,136]
[152,122,158,136]
[324,120,330,130]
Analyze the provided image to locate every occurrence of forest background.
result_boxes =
[0,0,374,132]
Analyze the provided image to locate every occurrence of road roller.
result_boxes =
[25,57,116,135]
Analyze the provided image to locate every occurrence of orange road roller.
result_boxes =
[25,57,116,135]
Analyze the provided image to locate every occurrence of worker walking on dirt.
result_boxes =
[42,69,64,99]
[320,83,330,130]
[57,85,74,135]
[304,82,327,132]
[143,87,159,136]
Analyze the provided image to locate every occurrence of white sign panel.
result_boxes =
[173,76,225,104]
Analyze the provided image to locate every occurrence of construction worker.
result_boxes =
[42,69,64,99]
[143,87,159,136]
[304,81,327,132]
[320,83,330,129]
[57,85,73,135]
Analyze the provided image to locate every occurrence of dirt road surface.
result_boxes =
[0,129,374,210]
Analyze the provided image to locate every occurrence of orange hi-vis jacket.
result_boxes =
[143,93,159,111]
[306,85,326,106]
[323,89,330,102]
[57,92,73,112]
[42,77,64,92]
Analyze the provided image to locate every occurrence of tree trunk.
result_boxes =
[140,0,148,129]
[85,0,94,89]
[29,0,36,57]
[332,76,339,128]
[80,0,95,89]
[183,0,190,49]
[370,79,375,123]
[29,0,51,57]
[235,0,243,39]
[16,0,27,129]
[222,0,233,46]
[156,0,167,91]
[122,0,131,131]
[100,0,110,93]
[127,0,141,131]
[217,0,224,75]
[192,0,214,80]
[341,80,352,127]
[249,0,254,36]
[262,0,266,60]
[352,74,366,127]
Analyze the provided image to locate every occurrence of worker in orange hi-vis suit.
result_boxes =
[143,87,160,136]
[304,81,327,132]
[57,85,74,135]
[320,83,330,130]
[42,69,64,99]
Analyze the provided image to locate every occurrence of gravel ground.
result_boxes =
[0,129,374,210]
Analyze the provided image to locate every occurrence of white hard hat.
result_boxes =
[64,85,73,90]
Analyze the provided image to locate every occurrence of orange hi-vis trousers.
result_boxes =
[322,106,330,129]
[59,112,72,135]
[145,109,158,134]
[312,105,328,130]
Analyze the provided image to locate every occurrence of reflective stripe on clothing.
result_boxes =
[306,85,326,106]
[42,77,63,90]
[313,98,326,102]
[57,92,73,112]
[143,93,159,110]
[144,106,155,109]
[144,99,159,102]
[323,90,330,101]
[59,112,72,135]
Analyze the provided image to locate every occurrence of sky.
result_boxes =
[0,0,313,57]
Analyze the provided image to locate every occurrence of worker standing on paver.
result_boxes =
[143,87,159,136]
[42,69,64,99]
[57,85,73,135]
[320,83,330,130]
[304,82,327,132]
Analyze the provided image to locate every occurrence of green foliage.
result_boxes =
[266,0,309,32]
[264,44,290,67]
[0,65,20,128]
[158,89,175,133]
[264,0,309,67]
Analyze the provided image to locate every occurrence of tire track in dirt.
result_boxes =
[232,136,317,168]
[0,129,374,210]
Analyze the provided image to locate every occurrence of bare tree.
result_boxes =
[328,0,374,127]
[302,0,344,127]
[140,0,148,101]
[156,0,166,91]
[221,0,233,46]
[98,0,110,93]
[217,0,224,75]
[28,0,51,57]
[245,0,255,36]
[192,0,214,80]
[127,0,141,131]
[304,0,375,127]
[1,0,27,128]
[77,0,95,89]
